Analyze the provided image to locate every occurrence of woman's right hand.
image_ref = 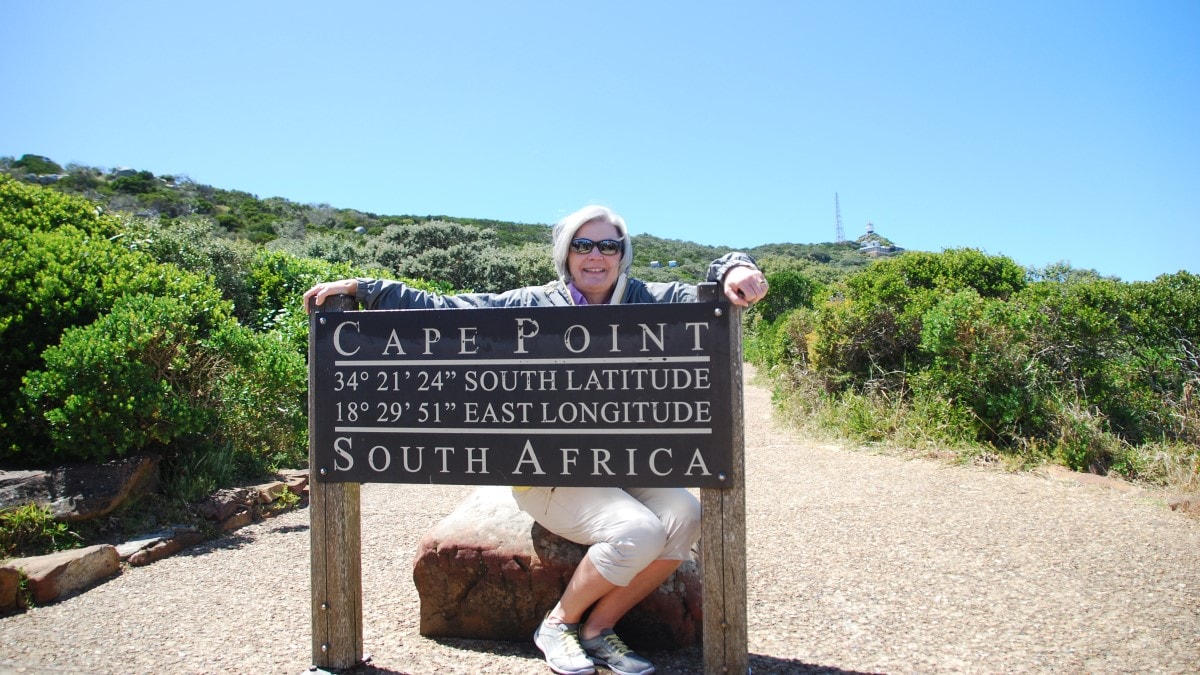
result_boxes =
[303,279,358,313]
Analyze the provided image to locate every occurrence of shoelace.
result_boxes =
[549,624,586,654]
[599,633,632,657]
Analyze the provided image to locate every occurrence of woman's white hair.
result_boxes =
[551,205,633,283]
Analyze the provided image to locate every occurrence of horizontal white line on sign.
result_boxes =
[333,427,713,435]
[334,356,711,367]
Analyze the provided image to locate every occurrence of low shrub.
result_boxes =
[21,293,308,491]
[0,504,79,558]
[761,250,1199,493]
[22,294,226,461]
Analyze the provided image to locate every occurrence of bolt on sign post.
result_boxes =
[307,283,748,673]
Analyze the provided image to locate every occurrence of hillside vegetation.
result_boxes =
[2,155,878,284]
[2,154,1196,516]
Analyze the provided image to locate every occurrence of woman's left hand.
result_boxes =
[303,278,358,313]
[723,266,770,307]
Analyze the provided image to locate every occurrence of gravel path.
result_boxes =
[2,372,1198,674]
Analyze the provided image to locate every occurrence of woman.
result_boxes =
[305,205,768,675]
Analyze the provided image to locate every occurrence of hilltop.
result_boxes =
[1,153,896,286]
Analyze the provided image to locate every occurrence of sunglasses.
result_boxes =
[570,238,624,255]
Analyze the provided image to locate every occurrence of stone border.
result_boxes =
[1,470,309,614]
[1040,464,1199,517]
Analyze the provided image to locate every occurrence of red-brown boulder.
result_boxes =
[412,487,701,649]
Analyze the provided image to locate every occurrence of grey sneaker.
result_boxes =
[534,614,596,675]
[580,629,655,675]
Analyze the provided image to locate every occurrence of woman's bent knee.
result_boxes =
[589,516,668,585]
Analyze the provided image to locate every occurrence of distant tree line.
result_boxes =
[0,155,879,284]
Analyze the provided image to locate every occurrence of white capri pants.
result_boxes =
[512,486,701,587]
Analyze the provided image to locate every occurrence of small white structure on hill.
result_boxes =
[857,221,904,257]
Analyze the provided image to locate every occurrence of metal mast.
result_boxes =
[835,193,845,243]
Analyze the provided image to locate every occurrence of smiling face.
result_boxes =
[568,218,623,304]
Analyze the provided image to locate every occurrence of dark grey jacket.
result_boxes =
[356,252,757,310]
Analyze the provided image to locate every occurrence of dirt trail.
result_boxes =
[1,371,1197,674]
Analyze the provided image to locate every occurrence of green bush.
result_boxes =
[153,324,308,504]
[22,294,224,461]
[0,177,139,454]
[60,164,103,191]
[110,170,158,195]
[22,292,307,485]
[2,178,311,475]
[1014,274,1199,447]
[0,173,115,236]
[771,249,1198,486]
[208,324,308,472]
[473,242,555,290]
[210,188,287,241]
[121,215,259,322]
[810,249,1027,390]
[915,288,1051,445]
[365,220,553,292]
[269,231,367,266]
[747,308,816,373]
[246,249,364,354]
[744,270,821,370]
[1047,396,1123,472]
[11,154,63,176]
[0,504,78,558]
[750,269,823,324]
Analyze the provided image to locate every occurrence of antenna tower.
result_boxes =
[835,193,845,243]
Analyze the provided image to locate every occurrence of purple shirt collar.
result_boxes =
[566,282,589,305]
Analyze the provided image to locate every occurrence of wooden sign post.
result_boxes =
[308,294,363,669]
[307,285,748,672]
[698,284,749,674]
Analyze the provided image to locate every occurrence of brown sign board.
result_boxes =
[310,301,734,487]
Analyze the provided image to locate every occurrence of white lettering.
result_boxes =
[434,446,454,472]
[459,327,479,354]
[465,447,488,474]
[591,448,615,476]
[514,318,540,354]
[368,445,392,472]
[649,447,673,476]
[333,321,361,356]
[564,324,590,353]
[423,328,441,355]
[684,322,709,351]
[561,448,579,475]
[639,323,667,352]
[512,440,545,475]
[685,448,712,476]
[401,446,424,472]
[383,329,406,356]
[333,437,354,471]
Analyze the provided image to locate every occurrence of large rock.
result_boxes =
[5,544,120,604]
[0,455,160,522]
[412,487,702,649]
[127,530,206,567]
[0,565,19,612]
[196,487,256,521]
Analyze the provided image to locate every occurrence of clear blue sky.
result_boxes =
[2,1,1196,281]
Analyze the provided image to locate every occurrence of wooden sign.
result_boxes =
[310,302,735,487]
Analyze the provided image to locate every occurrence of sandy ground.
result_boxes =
[1,371,1197,674]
